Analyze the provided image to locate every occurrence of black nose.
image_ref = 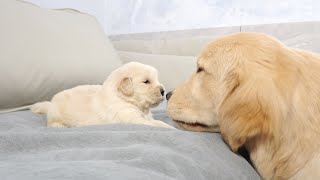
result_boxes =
[160,87,165,96]
[166,91,173,101]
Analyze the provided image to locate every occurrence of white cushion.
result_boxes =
[241,21,320,53]
[113,37,212,56]
[0,0,121,112]
[118,51,196,91]
[111,22,320,55]
[111,26,240,56]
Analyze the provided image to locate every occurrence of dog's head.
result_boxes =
[167,32,298,152]
[104,62,165,111]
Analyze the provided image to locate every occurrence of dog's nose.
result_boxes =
[160,87,165,96]
[166,91,173,101]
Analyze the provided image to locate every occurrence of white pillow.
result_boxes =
[0,0,121,112]
[111,26,240,56]
[118,51,196,91]
[241,22,320,53]
[112,37,213,56]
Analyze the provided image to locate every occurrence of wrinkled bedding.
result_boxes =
[0,102,260,180]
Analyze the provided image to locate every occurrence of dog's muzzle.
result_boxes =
[166,91,173,101]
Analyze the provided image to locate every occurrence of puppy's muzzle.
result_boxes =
[160,87,165,96]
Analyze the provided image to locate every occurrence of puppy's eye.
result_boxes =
[197,67,204,73]
[143,80,150,84]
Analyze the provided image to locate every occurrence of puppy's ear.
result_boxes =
[118,77,133,96]
[219,72,271,152]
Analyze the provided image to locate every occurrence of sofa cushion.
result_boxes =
[241,21,320,53]
[111,21,320,56]
[0,0,121,112]
[118,51,195,91]
[111,26,240,56]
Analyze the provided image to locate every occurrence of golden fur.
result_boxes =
[32,62,173,129]
[167,32,320,179]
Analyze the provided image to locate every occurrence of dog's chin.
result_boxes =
[173,119,220,132]
[168,111,220,132]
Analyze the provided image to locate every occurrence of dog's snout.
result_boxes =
[166,91,173,101]
[160,87,165,96]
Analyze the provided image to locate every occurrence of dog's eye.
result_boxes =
[197,67,204,73]
[143,80,150,84]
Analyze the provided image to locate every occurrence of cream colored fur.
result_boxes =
[31,62,173,129]
[167,32,320,179]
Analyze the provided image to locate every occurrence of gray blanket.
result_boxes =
[0,102,260,180]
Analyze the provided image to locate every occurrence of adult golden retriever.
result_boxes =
[166,32,320,179]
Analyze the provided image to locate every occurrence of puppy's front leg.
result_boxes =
[149,119,175,129]
[133,118,175,129]
[146,112,175,129]
[117,112,175,129]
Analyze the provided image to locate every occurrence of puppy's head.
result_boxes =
[105,62,165,111]
[168,32,297,151]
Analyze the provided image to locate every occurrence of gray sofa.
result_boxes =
[2,0,318,180]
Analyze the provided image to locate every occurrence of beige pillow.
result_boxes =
[118,51,196,91]
[0,0,121,112]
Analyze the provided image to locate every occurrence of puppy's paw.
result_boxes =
[152,120,175,129]
[48,122,67,128]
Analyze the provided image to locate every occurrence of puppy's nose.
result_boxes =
[160,87,165,96]
[166,91,173,101]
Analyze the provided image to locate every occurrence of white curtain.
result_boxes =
[104,0,320,35]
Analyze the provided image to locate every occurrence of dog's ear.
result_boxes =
[118,77,133,96]
[218,72,272,152]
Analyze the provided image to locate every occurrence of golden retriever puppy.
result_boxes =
[167,32,320,179]
[31,62,173,129]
